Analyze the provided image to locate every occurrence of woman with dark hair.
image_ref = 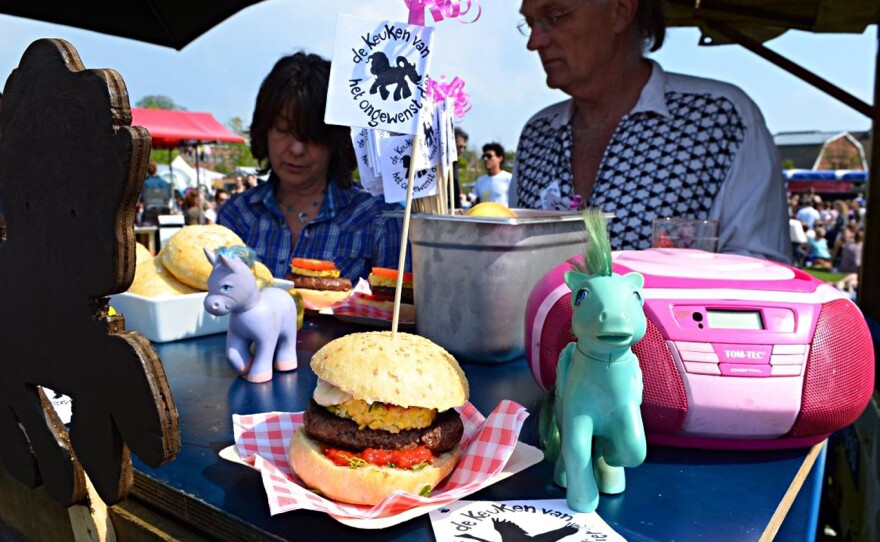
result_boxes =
[511,0,791,264]
[218,51,408,280]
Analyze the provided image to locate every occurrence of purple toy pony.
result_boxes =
[203,247,298,383]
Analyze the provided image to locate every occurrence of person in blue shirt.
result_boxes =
[218,51,408,281]
[805,225,833,270]
[140,161,174,225]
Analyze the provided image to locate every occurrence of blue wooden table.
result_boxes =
[132,315,825,541]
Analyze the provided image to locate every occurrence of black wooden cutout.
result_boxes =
[0,38,180,506]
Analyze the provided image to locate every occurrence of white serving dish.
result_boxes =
[109,291,229,343]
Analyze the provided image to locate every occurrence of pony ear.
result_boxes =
[217,254,238,270]
[204,247,217,265]
[622,272,645,290]
[563,270,586,291]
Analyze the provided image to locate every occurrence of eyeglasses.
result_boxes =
[481,154,496,160]
[517,0,591,37]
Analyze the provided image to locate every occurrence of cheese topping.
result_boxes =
[292,267,341,279]
[369,274,413,289]
[328,399,437,433]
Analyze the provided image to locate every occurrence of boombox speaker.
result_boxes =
[525,249,875,450]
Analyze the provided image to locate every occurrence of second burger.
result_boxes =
[286,257,352,310]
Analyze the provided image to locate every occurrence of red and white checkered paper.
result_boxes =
[330,294,414,323]
[232,400,528,520]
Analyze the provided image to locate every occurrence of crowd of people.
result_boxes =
[789,189,865,298]
[136,164,237,228]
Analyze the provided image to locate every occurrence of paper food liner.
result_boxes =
[232,400,529,519]
[327,277,414,324]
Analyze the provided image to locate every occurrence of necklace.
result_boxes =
[282,198,321,224]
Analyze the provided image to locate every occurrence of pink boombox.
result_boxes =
[526,248,875,450]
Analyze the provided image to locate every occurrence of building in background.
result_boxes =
[775,130,870,198]
[774,130,870,171]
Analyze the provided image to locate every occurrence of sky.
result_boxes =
[0,0,876,153]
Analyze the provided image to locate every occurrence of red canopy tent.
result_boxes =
[130,107,245,149]
[131,108,246,225]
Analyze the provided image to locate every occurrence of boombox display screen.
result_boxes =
[706,309,763,330]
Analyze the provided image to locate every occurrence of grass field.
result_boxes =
[800,267,846,284]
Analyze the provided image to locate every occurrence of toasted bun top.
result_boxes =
[128,256,200,297]
[159,224,274,290]
[160,224,248,290]
[311,331,468,410]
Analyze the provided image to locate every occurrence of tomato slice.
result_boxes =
[291,258,337,272]
[323,445,433,469]
[371,267,414,282]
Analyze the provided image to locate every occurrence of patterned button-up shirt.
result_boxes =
[511,61,790,264]
[217,174,410,281]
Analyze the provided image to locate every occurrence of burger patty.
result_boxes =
[370,285,414,304]
[303,399,463,453]
[285,273,352,292]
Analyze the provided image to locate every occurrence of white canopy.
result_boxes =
[160,156,225,190]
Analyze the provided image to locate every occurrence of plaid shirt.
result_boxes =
[217,174,410,281]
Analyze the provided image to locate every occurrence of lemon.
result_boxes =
[465,202,517,218]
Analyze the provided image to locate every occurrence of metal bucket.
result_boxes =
[409,210,588,363]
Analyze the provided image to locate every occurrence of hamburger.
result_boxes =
[285,257,352,309]
[289,331,468,505]
[367,267,414,305]
[350,266,416,321]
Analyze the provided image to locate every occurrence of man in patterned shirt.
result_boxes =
[218,52,409,281]
[512,0,791,264]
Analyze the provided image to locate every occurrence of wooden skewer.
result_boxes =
[446,161,455,215]
[392,130,422,336]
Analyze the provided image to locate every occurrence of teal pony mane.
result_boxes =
[571,208,612,276]
[216,245,257,269]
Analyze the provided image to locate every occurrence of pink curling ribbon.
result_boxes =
[426,75,473,121]
[405,0,481,26]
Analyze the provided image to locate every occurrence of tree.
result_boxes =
[136,95,185,110]
[221,117,256,168]
[228,116,247,136]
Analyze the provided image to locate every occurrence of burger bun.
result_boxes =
[310,331,468,411]
[296,288,352,311]
[288,428,460,505]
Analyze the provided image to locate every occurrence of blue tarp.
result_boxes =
[783,169,868,181]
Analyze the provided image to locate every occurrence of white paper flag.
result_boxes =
[351,128,383,196]
[412,98,441,172]
[326,15,435,135]
[446,97,458,165]
[378,134,437,203]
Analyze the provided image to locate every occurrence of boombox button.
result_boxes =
[684,361,721,375]
[719,364,771,377]
[713,343,772,364]
[772,344,808,355]
[679,351,719,363]
[770,353,805,365]
[675,341,714,353]
[771,365,802,377]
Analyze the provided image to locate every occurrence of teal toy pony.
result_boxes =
[539,208,648,513]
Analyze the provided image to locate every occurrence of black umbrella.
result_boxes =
[0,0,267,50]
